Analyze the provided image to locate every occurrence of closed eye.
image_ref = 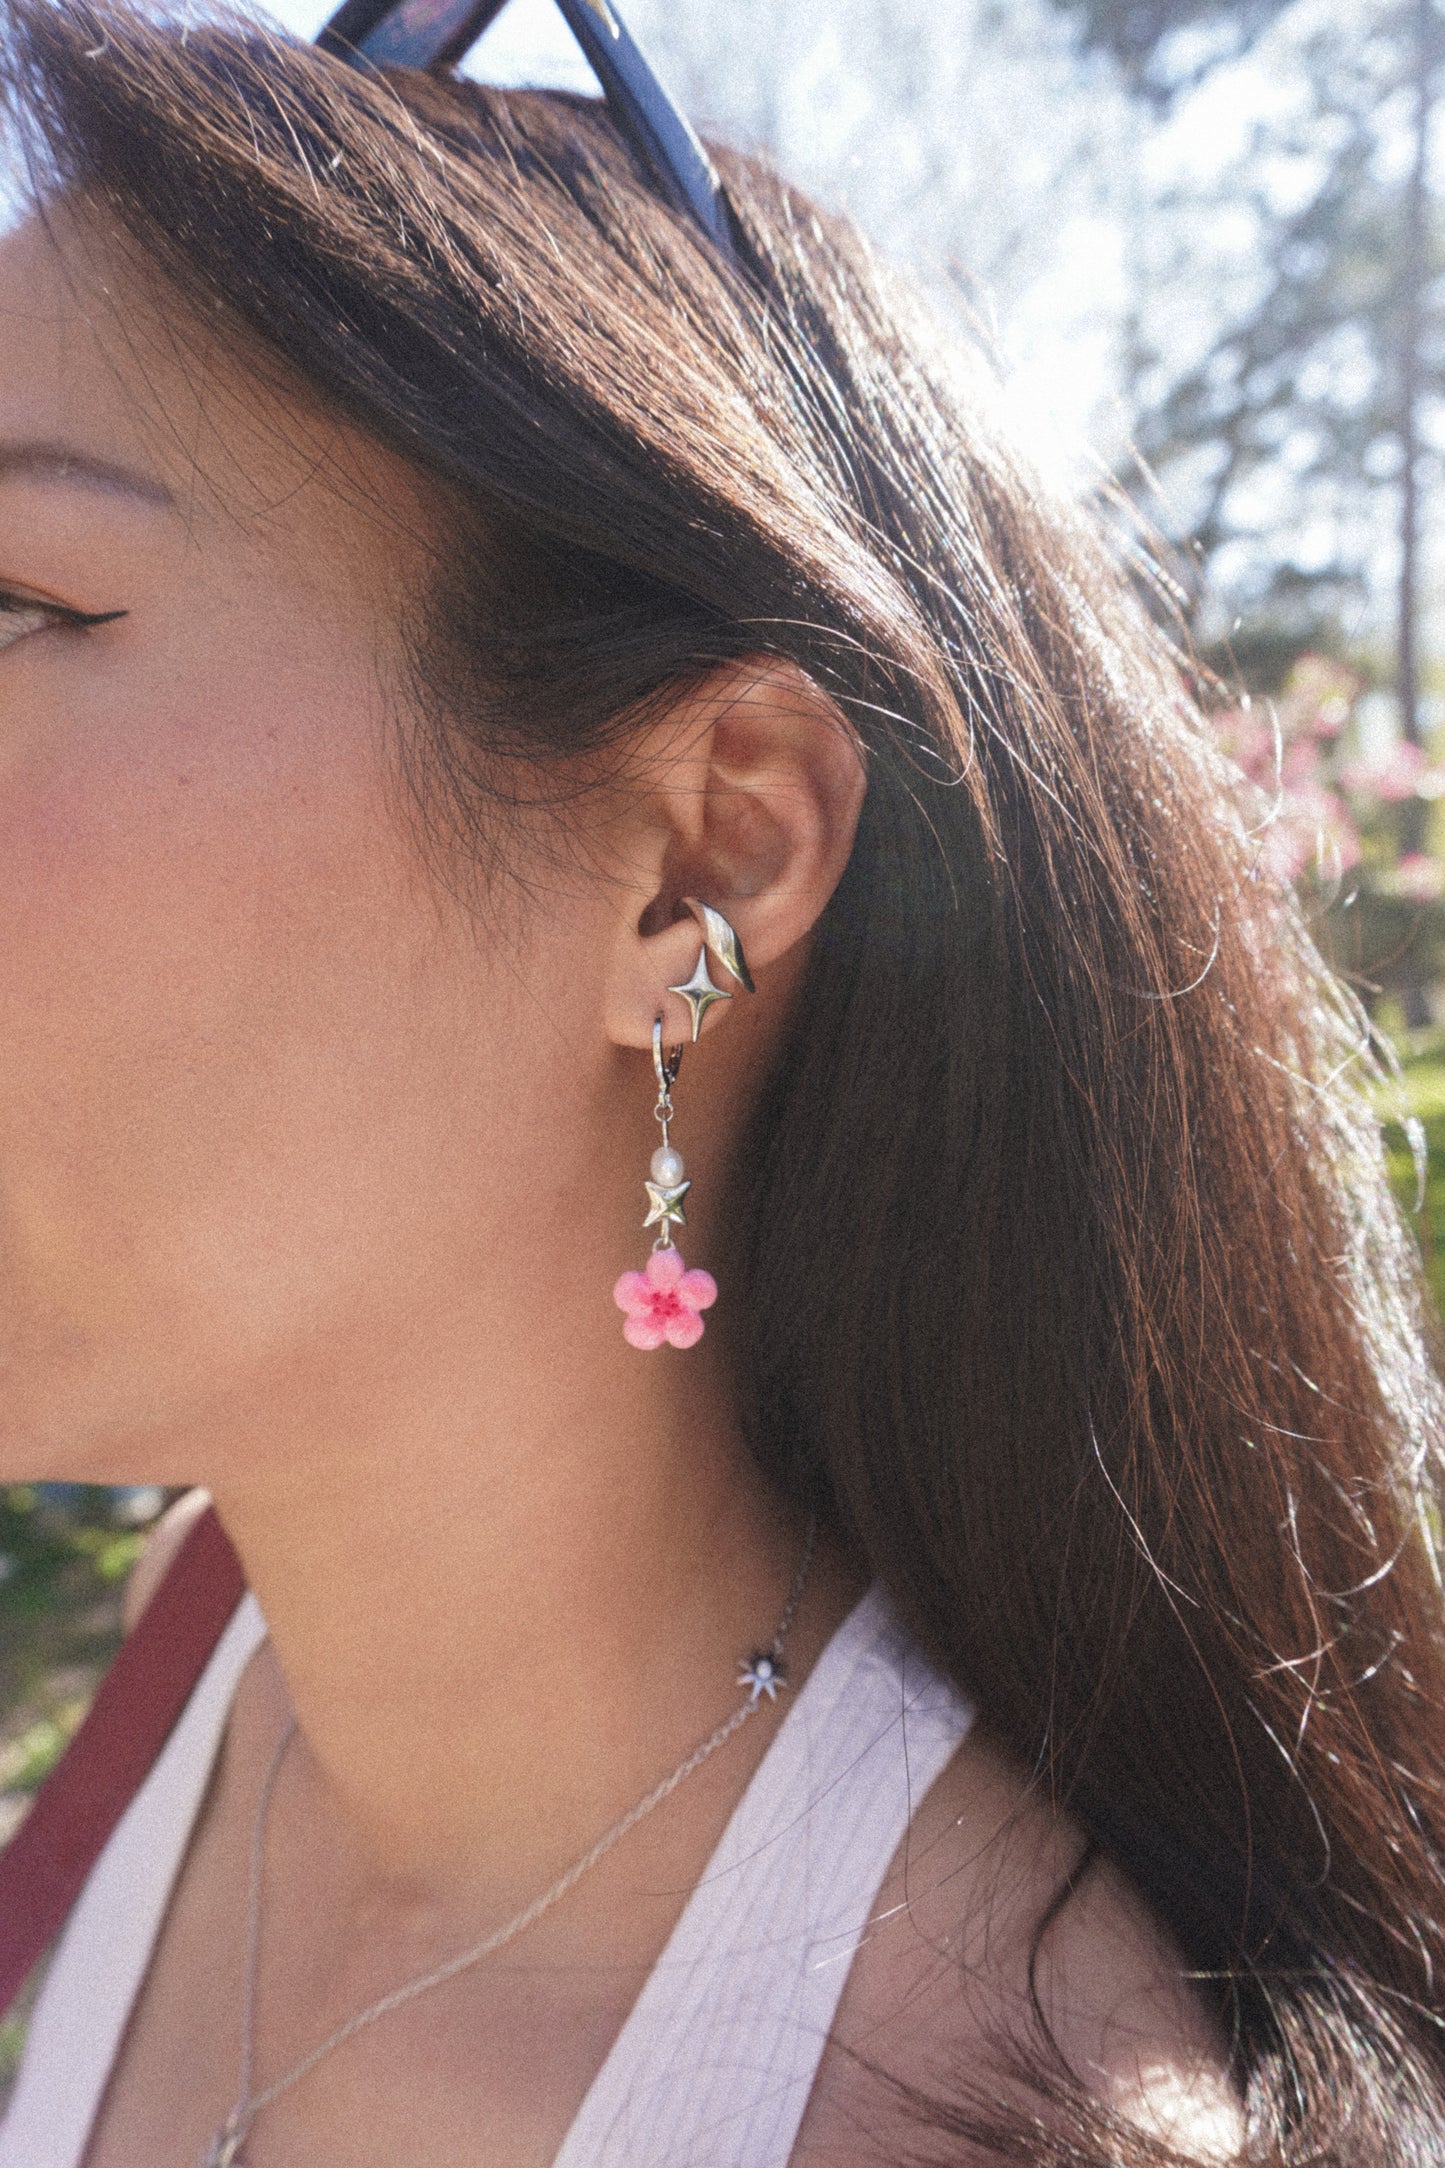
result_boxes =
[0,589,127,654]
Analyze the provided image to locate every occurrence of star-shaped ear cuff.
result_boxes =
[666,950,731,1040]
[615,903,757,1349]
[682,898,757,993]
[665,898,757,1043]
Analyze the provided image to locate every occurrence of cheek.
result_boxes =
[0,632,455,1440]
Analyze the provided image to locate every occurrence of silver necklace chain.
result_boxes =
[202,1517,818,2168]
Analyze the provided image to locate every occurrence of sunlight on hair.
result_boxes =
[1117,2060,1245,2166]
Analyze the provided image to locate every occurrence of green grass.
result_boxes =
[0,1489,151,1849]
[0,1490,144,1727]
[0,1986,39,2096]
[1382,1032,1445,1319]
[0,1492,152,2111]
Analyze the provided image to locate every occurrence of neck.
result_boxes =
[203,1290,833,1914]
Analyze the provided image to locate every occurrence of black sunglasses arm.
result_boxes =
[315,0,737,257]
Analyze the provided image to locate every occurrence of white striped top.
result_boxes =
[0,1581,973,2168]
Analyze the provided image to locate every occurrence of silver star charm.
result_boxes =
[667,949,732,1041]
[738,1651,787,1705]
[643,1178,691,1235]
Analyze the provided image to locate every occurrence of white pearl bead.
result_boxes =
[651,1146,686,1185]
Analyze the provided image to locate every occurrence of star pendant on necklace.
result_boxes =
[739,1651,787,1704]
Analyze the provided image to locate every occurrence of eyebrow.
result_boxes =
[0,441,174,508]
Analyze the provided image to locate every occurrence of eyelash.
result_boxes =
[0,590,127,653]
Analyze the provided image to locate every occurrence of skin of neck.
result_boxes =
[209,1262,815,1906]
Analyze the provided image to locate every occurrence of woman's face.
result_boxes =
[0,211,633,1480]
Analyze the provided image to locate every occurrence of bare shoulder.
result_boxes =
[793,1722,1244,2164]
[120,1487,212,1634]
[1027,1834,1242,2159]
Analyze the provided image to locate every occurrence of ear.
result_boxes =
[602,658,866,1053]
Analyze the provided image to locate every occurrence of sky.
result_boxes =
[267,0,611,91]
[0,0,1135,490]
[246,0,1324,516]
[254,0,1133,486]
[5,0,1411,647]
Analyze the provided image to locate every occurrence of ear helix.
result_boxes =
[612,904,756,1350]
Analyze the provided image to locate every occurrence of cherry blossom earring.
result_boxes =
[613,901,755,1350]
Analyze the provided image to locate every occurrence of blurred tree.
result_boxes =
[1049,0,1294,103]
[1123,13,1440,631]
[1054,0,1445,1015]
[624,0,1137,356]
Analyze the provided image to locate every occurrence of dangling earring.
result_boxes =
[613,903,755,1350]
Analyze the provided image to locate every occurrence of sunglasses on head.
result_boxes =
[315,0,737,258]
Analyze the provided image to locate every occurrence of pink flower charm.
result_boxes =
[613,1247,718,1349]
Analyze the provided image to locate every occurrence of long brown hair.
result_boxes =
[5,6,1445,2157]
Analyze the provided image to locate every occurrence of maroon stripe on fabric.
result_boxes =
[0,1506,246,2017]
